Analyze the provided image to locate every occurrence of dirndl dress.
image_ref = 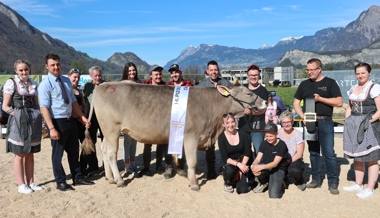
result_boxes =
[343,83,380,162]
[5,78,42,155]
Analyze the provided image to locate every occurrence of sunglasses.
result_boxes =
[222,112,234,118]
[69,68,82,75]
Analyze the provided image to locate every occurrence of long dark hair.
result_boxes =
[121,62,139,81]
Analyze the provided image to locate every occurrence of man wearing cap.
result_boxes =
[138,65,166,176]
[239,64,268,155]
[163,64,193,179]
[166,64,193,86]
[251,122,288,198]
[198,60,231,180]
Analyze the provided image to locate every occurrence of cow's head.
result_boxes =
[216,83,267,118]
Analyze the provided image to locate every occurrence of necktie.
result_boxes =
[57,76,70,104]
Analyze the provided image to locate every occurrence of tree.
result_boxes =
[302,67,308,78]
[324,64,334,71]
[183,65,201,75]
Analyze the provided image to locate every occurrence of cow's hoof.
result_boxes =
[108,180,116,184]
[117,183,125,188]
[190,185,200,191]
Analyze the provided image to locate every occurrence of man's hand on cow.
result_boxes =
[50,128,60,141]
[244,107,258,115]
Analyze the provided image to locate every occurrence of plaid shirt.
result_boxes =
[166,79,193,87]
[143,79,166,85]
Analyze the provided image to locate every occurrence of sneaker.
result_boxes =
[29,183,43,191]
[164,166,174,179]
[177,169,187,178]
[224,185,234,193]
[306,181,321,189]
[18,184,33,194]
[297,183,306,191]
[329,185,340,195]
[253,182,268,193]
[356,188,374,199]
[343,183,363,192]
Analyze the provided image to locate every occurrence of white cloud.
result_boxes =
[289,5,299,10]
[262,7,274,11]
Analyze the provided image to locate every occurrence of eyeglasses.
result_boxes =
[69,68,82,75]
[281,121,293,125]
[306,67,320,72]
[248,74,259,77]
[222,112,234,118]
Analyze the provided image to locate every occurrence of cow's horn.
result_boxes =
[232,79,241,86]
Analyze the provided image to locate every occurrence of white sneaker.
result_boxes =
[253,182,268,193]
[356,188,374,199]
[29,183,43,191]
[343,183,363,192]
[18,184,33,194]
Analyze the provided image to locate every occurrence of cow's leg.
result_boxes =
[184,139,199,191]
[103,132,124,187]
[101,139,115,184]
[105,132,124,187]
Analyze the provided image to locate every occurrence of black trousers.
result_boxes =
[287,159,305,185]
[164,146,186,169]
[143,144,166,169]
[223,164,252,194]
[206,144,216,171]
[49,118,82,184]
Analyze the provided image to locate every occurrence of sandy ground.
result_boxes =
[0,134,379,218]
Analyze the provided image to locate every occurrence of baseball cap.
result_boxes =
[168,64,180,73]
[262,122,278,133]
[149,65,163,73]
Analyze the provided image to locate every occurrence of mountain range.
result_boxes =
[0,2,380,74]
[164,5,380,70]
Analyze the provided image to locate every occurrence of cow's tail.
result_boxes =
[81,96,96,155]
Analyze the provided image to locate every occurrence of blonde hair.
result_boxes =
[278,110,294,122]
[14,60,31,70]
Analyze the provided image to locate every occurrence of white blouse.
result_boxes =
[348,81,380,101]
[4,76,38,96]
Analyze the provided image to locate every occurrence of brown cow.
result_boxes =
[84,82,266,190]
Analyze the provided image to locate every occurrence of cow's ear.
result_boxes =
[216,86,231,97]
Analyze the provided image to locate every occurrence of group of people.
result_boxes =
[3,54,96,194]
[2,55,379,200]
[219,58,380,200]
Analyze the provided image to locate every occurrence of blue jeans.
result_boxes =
[123,134,137,161]
[250,131,264,154]
[258,169,285,198]
[307,117,338,187]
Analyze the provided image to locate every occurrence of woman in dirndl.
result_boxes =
[2,60,42,194]
[343,62,380,199]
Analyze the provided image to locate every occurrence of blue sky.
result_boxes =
[2,0,379,66]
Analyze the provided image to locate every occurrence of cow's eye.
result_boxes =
[246,92,252,96]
